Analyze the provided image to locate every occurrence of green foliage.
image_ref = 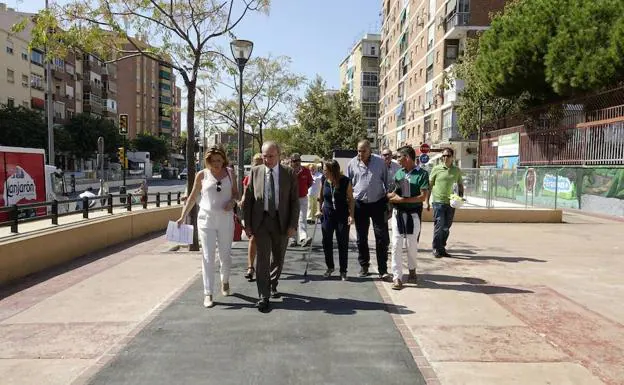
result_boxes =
[291,77,366,159]
[452,38,530,138]
[63,113,122,159]
[544,0,624,94]
[201,55,304,148]
[454,0,624,136]
[473,0,624,99]
[130,133,169,163]
[0,106,46,148]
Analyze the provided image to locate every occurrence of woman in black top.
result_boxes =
[315,160,355,281]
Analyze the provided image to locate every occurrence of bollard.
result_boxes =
[82,197,89,218]
[177,192,181,204]
[156,193,161,207]
[142,194,148,209]
[126,194,132,211]
[51,200,58,225]
[167,192,172,206]
[107,194,113,214]
[10,204,19,233]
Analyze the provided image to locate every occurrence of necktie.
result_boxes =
[268,168,276,217]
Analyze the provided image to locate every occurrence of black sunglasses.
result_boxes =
[216,180,222,192]
[382,153,392,157]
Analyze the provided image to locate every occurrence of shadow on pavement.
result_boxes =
[447,254,547,263]
[418,273,533,294]
[276,292,412,315]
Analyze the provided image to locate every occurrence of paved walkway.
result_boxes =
[0,212,623,385]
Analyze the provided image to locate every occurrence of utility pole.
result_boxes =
[45,0,54,165]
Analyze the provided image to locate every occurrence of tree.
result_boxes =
[131,133,168,163]
[292,77,366,158]
[202,55,304,149]
[473,0,624,100]
[544,0,624,94]
[0,106,46,148]
[171,132,188,158]
[20,0,269,251]
[263,126,298,155]
[452,37,530,138]
[63,113,122,159]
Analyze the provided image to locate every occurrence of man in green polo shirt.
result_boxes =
[387,145,429,290]
[429,147,463,258]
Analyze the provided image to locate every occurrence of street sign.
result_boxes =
[119,114,128,135]
[420,143,430,154]
[419,154,430,164]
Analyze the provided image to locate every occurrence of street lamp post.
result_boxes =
[230,39,253,193]
[45,0,54,166]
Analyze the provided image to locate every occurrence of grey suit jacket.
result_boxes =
[242,164,299,233]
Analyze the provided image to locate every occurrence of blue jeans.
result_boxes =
[432,203,455,253]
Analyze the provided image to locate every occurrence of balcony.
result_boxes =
[444,12,470,39]
[443,78,465,105]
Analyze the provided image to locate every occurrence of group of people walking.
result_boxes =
[175,139,464,312]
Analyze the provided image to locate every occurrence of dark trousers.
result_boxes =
[254,213,288,300]
[354,199,389,274]
[432,202,456,253]
[321,214,350,273]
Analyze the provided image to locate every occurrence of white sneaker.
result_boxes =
[203,295,214,308]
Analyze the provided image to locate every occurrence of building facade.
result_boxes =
[378,0,507,167]
[0,3,45,112]
[116,43,178,140]
[339,34,381,149]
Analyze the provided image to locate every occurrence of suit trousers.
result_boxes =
[255,213,288,300]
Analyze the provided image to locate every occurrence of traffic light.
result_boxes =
[117,147,125,165]
[119,114,128,135]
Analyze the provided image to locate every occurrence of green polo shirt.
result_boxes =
[394,167,429,210]
[430,164,462,204]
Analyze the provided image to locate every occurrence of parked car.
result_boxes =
[179,168,188,180]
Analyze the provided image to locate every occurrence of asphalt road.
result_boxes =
[86,233,426,385]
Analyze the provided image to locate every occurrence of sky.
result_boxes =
[15,0,382,129]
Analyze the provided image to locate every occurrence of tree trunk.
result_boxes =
[185,83,200,251]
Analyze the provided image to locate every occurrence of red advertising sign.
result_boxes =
[0,147,47,221]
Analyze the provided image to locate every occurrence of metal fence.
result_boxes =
[462,167,624,216]
[480,84,624,166]
[0,191,182,234]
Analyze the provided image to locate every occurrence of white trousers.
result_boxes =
[297,197,308,241]
[390,209,421,281]
[198,217,234,295]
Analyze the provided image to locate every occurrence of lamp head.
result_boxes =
[230,39,253,69]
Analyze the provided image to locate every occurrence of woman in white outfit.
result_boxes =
[176,146,239,308]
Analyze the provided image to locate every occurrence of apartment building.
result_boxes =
[0,3,45,111]
[1,3,117,128]
[339,34,381,149]
[378,0,507,167]
[116,41,179,140]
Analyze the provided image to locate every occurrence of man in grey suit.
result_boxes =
[243,141,299,312]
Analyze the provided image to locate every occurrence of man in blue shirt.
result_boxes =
[347,139,390,278]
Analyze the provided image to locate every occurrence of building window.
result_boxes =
[31,50,44,66]
[7,69,15,83]
[362,72,379,87]
[7,98,15,108]
[6,40,14,55]
[427,25,435,51]
[371,46,376,56]
[444,40,459,68]
[362,103,378,119]
[22,100,29,108]
[21,50,27,61]
[424,116,431,133]
[21,74,28,87]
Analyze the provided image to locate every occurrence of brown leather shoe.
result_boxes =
[391,279,403,290]
[244,267,254,280]
[408,269,417,282]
